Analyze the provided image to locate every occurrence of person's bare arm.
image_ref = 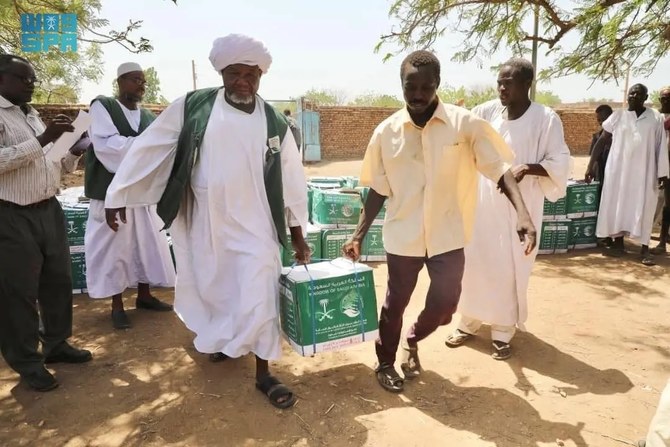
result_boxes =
[585,131,612,183]
[498,170,537,255]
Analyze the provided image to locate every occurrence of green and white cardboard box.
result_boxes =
[311,189,363,226]
[69,245,87,294]
[342,176,359,189]
[61,204,88,247]
[566,181,600,218]
[568,216,598,249]
[279,258,379,356]
[538,220,570,254]
[308,176,346,187]
[321,226,357,260]
[542,197,567,221]
[280,224,323,267]
[361,223,385,262]
[57,186,89,247]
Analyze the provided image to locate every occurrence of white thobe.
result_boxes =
[596,108,670,245]
[458,101,571,333]
[645,378,670,447]
[104,91,308,361]
[84,100,176,298]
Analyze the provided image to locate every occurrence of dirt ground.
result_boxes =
[1,156,669,447]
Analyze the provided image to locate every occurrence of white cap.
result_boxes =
[117,62,143,78]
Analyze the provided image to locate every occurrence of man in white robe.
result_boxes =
[103,34,310,409]
[84,63,176,330]
[638,378,670,446]
[587,83,670,265]
[445,58,571,360]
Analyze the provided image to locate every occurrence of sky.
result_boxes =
[76,0,670,105]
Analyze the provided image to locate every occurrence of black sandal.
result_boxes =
[400,343,422,379]
[492,340,512,360]
[445,329,474,347]
[255,375,297,409]
[209,352,228,363]
[375,363,404,393]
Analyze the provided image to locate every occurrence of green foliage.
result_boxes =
[378,0,670,82]
[535,90,561,107]
[142,67,168,104]
[437,85,497,109]
[349,92,404,108]
[302,88,347,107]
[32,83,78,103]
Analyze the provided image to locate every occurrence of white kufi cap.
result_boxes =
[117,62,143,78]
[208,34,272,74]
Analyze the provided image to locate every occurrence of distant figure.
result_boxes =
[587,84,670,265]
[283,109,302,151]
[651,87,670,254]
[589,104,613,182]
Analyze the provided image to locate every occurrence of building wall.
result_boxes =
[318,106,600,159]
[33,103,600,161]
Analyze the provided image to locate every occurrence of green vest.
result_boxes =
[155,87,290,247]
[84,96,156,200]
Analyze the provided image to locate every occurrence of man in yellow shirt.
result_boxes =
[343,50,536,393]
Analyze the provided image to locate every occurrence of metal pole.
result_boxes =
[622,64,630,108]
[530,4,539,101]
[191,60,197,90]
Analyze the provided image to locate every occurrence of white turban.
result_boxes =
[208,34,272,74]
[117,62,143,78]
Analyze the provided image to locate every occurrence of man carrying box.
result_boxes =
[103,34,310,409]
[343,50,537,393]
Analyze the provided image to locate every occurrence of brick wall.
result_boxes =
[33,103,600,161]
[318,107,397,159]
[555,110,599,155]
[318,106,600,160]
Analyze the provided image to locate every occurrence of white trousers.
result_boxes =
[458,316,516,343]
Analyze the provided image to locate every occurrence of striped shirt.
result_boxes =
[0,95,79,205]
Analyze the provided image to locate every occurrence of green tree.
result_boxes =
[302,88,347,107]
[349,92,404,108]
[32,83,78,103]
[111,66,168,104]
[142,67,168,104]
[378,0,670,82]
[437,85,497,109]
[1,0,177,101]
[535,90,561,107]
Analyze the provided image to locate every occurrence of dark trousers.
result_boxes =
[375,249,465,365]
[0,197,73,375]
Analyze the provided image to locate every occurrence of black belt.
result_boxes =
[0,197,54,209]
